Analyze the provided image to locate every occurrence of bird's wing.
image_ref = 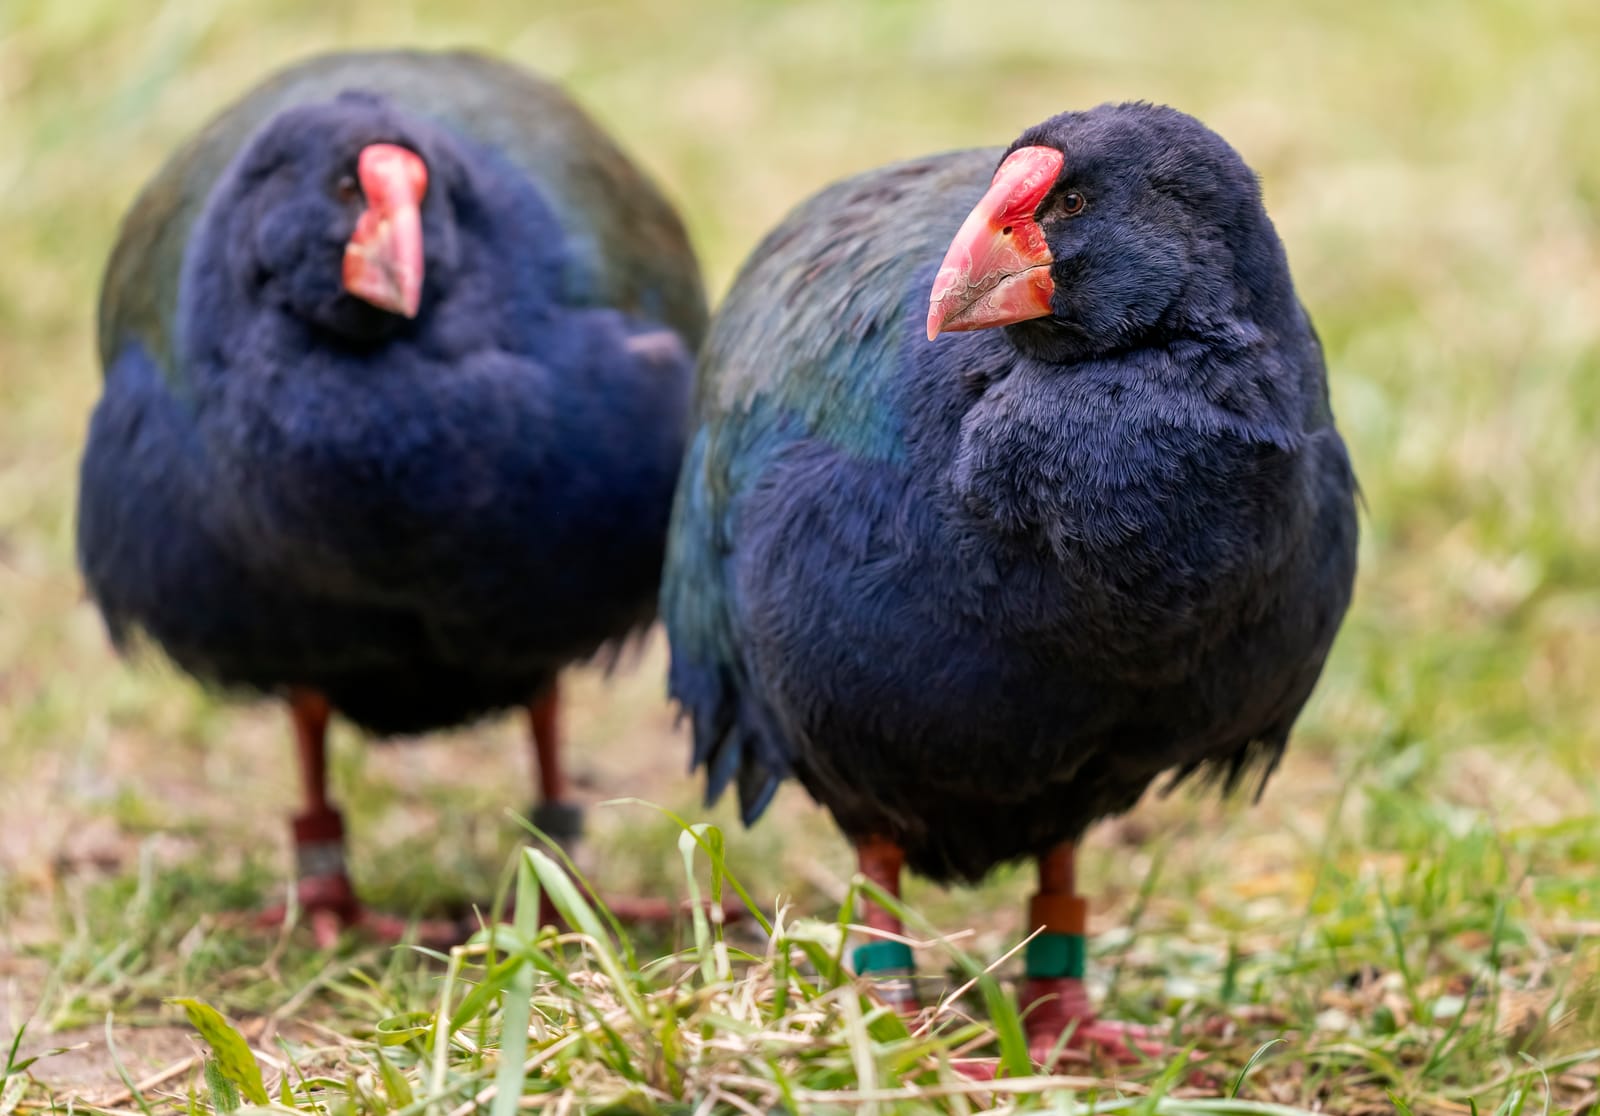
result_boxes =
[662,148,998,822]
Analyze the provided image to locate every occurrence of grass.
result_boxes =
[2,0,1600,1111]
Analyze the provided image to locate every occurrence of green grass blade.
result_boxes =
[202,1057,241,1115]
[428,946,464,1103]
[104,1013,159,1116]
[678,823,733,985]
[489,856,539,1116]
[852,877,1032,1077]
[525,848,649,1028]
[0,1076,27,1116]
[373,1048,414,1110]
[598,799,773,938]
[1230,1038,1285,1098]
[167,998,270,1107]
[678,825,715,986]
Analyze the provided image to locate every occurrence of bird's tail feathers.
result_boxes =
[1162,733,1287,803]
[674,657,789,826]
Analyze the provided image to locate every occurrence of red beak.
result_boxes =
[926,145,1064,341]
[342,144,428,319]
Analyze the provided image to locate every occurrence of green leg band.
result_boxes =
[1026,931,1085,980]
[853,940,915,975]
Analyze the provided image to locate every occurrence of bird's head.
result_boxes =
[927,103,1288,361]
[206,91,461,341]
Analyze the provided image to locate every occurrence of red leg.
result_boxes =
[852,836,918,1014]
[291,689,332,816]
[256,690,358,949]
[522,681,742,929]
[288,690,356,950]
[252,691,464,949]
[529,684,566,808]
[1020,843,1167,1065]
[527,684,580,927]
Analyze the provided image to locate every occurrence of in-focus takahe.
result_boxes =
[79,49,707,946]
[663,103,1357,1059]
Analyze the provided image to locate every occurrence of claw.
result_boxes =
[946,991,1182,1084]
[1020,978,1174,1066]
[250,870,468,950]
[1029,1015,1171,1067]
[308,907,344,951]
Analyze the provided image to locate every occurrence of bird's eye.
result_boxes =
[335,175,360,203]
[1060,192,1086,217]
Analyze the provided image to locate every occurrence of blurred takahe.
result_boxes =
[79,50,706,946]
[663,103,1357,1059]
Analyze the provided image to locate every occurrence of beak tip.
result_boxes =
[342,243,423,320]
[394,276,423,319]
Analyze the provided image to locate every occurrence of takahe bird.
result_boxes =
[79,49,707,946]
[663,102,1357,1060]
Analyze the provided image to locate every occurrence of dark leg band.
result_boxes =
[292,809,348,880]
[529,799,586,844]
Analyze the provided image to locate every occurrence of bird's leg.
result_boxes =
[245,692,468,948]
[525,682,585,926]
[1019,843,1165,1065]
[277,689,359,949]
[528,681,587,853]
[522,680,741,929]
[852,835,919,1014]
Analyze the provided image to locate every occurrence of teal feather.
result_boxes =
[699,150,1002,461]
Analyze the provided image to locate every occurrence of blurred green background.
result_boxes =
[2,0,1599,1105]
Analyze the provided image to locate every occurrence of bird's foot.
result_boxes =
[947,979,1169,1081]
[245,808,467,949]
[253,869,359,950]
[252,891,468,951]
[1020,978,1169,1066]
[264,807,362,949]
[592,893,747,926]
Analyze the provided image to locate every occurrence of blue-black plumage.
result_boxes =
[78,49,706,942]
[662,102,1357,1057]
